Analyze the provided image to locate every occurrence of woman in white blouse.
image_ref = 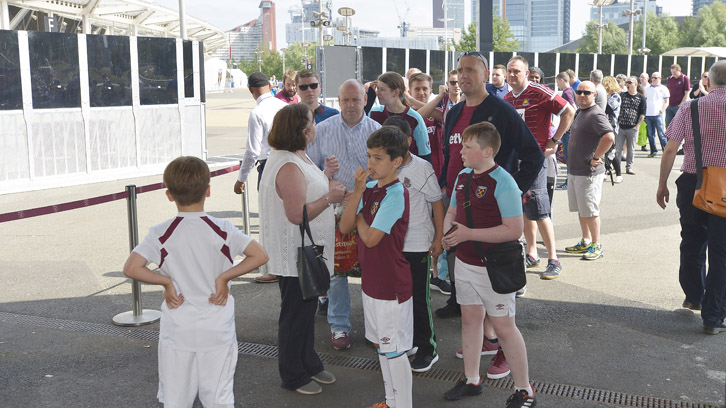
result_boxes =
[259,103,346,395]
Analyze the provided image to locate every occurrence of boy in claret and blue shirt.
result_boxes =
[339,127,413,408]
[441,123,537,408]
[123,156,269,408]
[383,116,445,374]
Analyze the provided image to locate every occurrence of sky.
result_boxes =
[154,0,688,49]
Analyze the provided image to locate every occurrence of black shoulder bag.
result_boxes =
[463,171,527,294]
[297,205,331,300]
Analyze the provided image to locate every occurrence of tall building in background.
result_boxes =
[212,1,276,62]
[433,0,465,30]
[259,1,277,51]
[589,0,661,27]
[692,0,714,16]
[471,0,504,28]
[529,0,569,51]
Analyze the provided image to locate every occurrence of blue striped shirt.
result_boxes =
[307,113,381,191]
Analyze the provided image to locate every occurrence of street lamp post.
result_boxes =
[622,0,641,55]
[256,51,263,73]
[591,0,614,54]
[338,7,355,46]
[280,48,288,74]
[311,0,331,46]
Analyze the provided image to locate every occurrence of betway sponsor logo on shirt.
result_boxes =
[450,132,462,145]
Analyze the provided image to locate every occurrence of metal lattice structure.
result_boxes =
[1,0,225,53]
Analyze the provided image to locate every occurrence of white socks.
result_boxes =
[466,376,481,385]
[379,354,412,408]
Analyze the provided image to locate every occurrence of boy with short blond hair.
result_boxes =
[441,123,537,407]
[124,156,269,408]
[340,127,413,408]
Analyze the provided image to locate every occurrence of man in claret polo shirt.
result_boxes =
[296,69,339,124]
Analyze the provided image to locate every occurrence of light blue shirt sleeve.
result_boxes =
[449,169,470,209]
[492,167,523,218]
[370,185,405,234]
[408,110,431,155]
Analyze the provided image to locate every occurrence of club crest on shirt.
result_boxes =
[403,177,411,188]
[523,99,530,106]
[371,201,380,215]
[476,186,488,198]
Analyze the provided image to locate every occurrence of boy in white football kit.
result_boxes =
[124,156,268,408]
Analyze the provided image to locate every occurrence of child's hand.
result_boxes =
[209,278,230,306]
[163,283,184,309]
[353,167,370,194]
[429,240,444,258]
[442,222,468,248]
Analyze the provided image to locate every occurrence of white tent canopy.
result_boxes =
[662,47,726,58]
[2,0,226,53]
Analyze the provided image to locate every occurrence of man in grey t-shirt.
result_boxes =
[590,69,608,111]
[564,81,615,261]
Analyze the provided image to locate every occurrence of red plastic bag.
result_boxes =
[334,226,358,275]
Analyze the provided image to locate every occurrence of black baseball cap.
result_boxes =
[247,72,269,88]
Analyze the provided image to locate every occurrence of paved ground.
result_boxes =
[1,88,724,408]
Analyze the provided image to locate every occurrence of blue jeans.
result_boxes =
[561,130,571,165]
[676,173,726,326]
[327,275,351,333]
[644,115,667,154]
[665,105,679,127]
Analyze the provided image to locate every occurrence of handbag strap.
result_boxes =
[691,99,704,189]
[463,171,487,263]
[299,205,317,246]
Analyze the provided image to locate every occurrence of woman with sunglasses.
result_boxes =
[369,72,432,163]
[690,71,710,100]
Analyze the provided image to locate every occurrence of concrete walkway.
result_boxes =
[0,89,724,408]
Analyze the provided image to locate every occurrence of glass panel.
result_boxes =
[183,40,194,98]
[516,52,535,68]
[199,43,206,103]
[578,53,594,80]
[86,34,131,107]
[676,56,689,79]
[28,31,81,109]
[613,54,628,78]
[538,52,556,87]
[558,53,576,80]
[629,55,644,79]
[0,30,22,110]
[704,57,716,74]
[386,47,405,75]
[409,49,426,73]
[662,56,675,79]
[137,37,178,105]
[429,50,446,89]
[361,46,382,83]
[492,51,514,69]
[596,54,612,77]
[646,55,659,78]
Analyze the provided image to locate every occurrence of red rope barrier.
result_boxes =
[0,164,241,224]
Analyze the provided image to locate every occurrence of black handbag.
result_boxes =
[463,171,527,294]
[297,205,331,300]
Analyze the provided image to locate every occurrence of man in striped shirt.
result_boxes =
[657,60,726,335]
[307,79,382,350]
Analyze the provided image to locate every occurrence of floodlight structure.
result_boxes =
[621,0,641,55]
[591,0,615,54]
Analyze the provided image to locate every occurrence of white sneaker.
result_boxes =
[406,346,419,357]
[614,176,623,183]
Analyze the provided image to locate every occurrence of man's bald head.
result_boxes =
[575,81,597,108]
[338,79,367,126]
[338,79,365,98]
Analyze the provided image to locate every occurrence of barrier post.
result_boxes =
[241,188,250,235]
[113,185,162,327]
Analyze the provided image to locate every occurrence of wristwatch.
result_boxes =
[551,138,562,145]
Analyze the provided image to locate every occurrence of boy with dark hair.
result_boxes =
[124,156,269,408]
[441,123,536,407]
[339,127,413,408]
[383,117,446,373]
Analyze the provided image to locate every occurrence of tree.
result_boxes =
[455,13,518,52]
[679,1,726,47]
[237,42,316,78]
[632,12,680,56]
[577,20,627,55]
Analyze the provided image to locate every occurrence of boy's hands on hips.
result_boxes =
[209,278,230,306]
[163,283,184,309]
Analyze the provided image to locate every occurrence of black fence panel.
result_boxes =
[86,34,131,107]
[361,46,382,83]
[0,30,22,110]
[409,49,426,72]
[137,37,177,105]
[386,47,405,75]
[29,31,81,109]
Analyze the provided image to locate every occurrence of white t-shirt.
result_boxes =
[133,212,252,351]
[397,154,444,252]
[644,84,670,116]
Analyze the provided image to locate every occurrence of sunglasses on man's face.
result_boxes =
[298,83,319,91]
[449,80,458,85]
[576,90,593,96]
[625,81,633,84]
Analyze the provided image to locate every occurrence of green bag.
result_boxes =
[637,121,647,147]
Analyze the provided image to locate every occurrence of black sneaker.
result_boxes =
[411,353,439,372]
[682,299,701,311]
[703,319,726,335]
[443,378,483,400]
[506,389,537,408]
[430,277,452,295]
[435,303,461,318]
[317,299,328,316]
[541,259,561,280]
